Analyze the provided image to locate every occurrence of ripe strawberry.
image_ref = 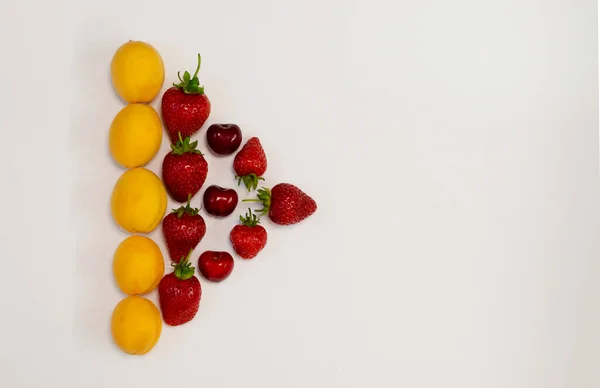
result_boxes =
[233,137,267,191]
[162,196,206,263]
[161,54,211,144]
[230,209,268,259]
[158,250,202,326]
[162,133,208,203]
[244,183,317,225]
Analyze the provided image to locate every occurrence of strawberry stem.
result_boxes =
[192,53,202,79]
[242,187,271,215]
[235,174,265,192]
[171,132,203,156]
[239,208,261,227]
[173,54,205,95]
[172,194,200,218]
[172,249,195,280]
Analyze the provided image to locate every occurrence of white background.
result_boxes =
[1,0,599,387]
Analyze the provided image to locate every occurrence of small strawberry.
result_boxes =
[162,195,207,263]
[233,137,267,191]
[161,54,211,144]
[230,209,268,259]
[244,183,317,225]
[162,133,208,202]
[158,250,202,326]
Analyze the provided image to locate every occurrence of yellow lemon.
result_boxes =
[109,104,162,168]
[113,235,165,295]
[111,167,167,233]
[111,40,164,103]
[111,295,162,355]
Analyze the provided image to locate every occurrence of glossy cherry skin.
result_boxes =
[206,123,242,155]
[198,251,234,282]
[203,185,238,217]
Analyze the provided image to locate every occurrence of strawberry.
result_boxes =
[230,209,268,259]
[244,183,317,225]
[233,137,267,191]
[161,54,211,144]
[158,250,202,326]
[162,133,208,203]
[162,196,206,263]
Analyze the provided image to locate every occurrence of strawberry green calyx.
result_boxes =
[235,174,265,192]
[239,208,261,227]
[242,187,271,215]
[172,249,195,280]
[173,54,205,95]
[171,132,203,156]
[172,194,200,218]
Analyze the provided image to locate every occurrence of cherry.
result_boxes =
[198,251,234,282]
[206,123,242,155]
[203,185,238,217]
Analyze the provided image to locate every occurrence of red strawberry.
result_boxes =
[162,134,208,203]
[161,54,211,144]
[162,196,207,263]
[230,209,268,259]
[245,183,317,225]
[233,137,267,191]
[158,250,202,326]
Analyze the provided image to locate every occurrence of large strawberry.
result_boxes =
[233,137,267,191]
[162,133,208,202]
[158,250,202,326]
[161,54,211,144]
[162,196,206,263]
[230,209,268,259]
[244,183,317,225]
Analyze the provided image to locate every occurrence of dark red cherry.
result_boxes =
[198,251,234,282]
[206,123,242,155]
[203,185,238,217]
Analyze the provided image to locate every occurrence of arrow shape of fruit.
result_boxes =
[244,183,317,225]
[158,250,202,326]
[162,195,207,263]
[233,137,267,191]
[161,54,211,144]
[162,134,208,203]
[230,209,268,259]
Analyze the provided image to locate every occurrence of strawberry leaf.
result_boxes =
[173,54,206,95]
[238,208,261,227]
[242,187,271,215]
[235,173,265,192]
[171,194,200,217]
[171,132,204,155]
[172,249,195,280]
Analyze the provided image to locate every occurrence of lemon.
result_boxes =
[111,295,162,355]
[111,40,164,103]
[109,104,162,168]
[111,167,167,233]
[113,235,165,295]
